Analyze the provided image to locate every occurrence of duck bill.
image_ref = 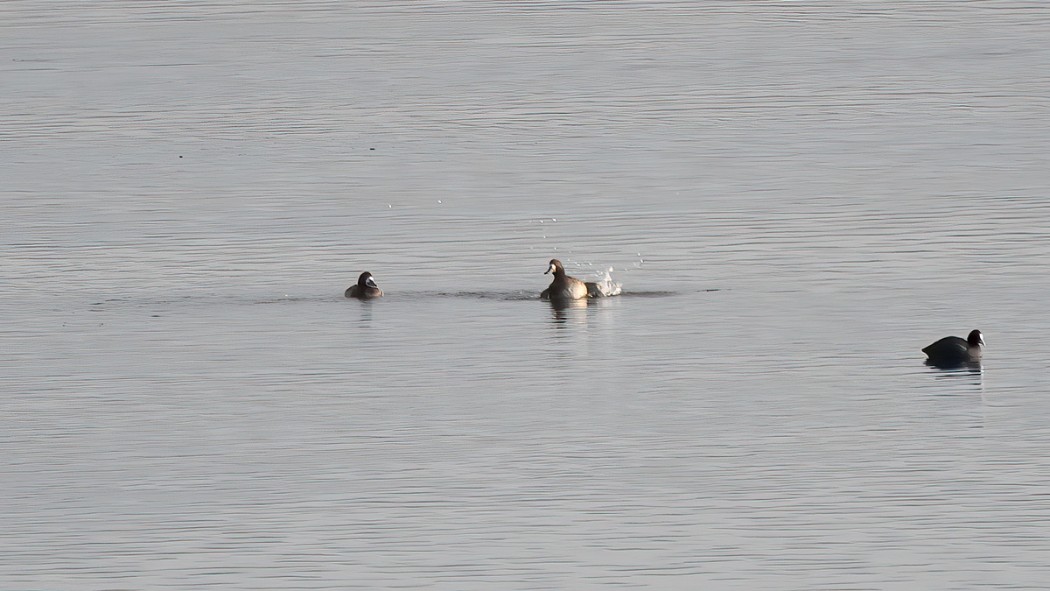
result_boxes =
[544,263,556,275]
[365,277,378,289]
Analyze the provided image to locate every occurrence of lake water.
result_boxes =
[3,1,1050,589]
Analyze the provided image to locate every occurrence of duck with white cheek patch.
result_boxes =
[540,259,620,301]
[345,271,383,299]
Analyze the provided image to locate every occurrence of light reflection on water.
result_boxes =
[3,1,1050,589]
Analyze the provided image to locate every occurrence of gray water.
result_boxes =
[4,2,1050,589]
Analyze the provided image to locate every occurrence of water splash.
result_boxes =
[588,266,623,297]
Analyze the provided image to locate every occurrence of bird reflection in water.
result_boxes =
[925,359,984,390]
[924,358,983,373]
[547,297,588,325]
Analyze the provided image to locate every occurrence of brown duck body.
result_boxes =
[345,271,383,299]
[540,259,608,301]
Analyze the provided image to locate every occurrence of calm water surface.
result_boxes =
[3,1,1050,589]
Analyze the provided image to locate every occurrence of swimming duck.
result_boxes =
[922,329,983,366]
[540,259,617,301]
[345,271,383,299]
